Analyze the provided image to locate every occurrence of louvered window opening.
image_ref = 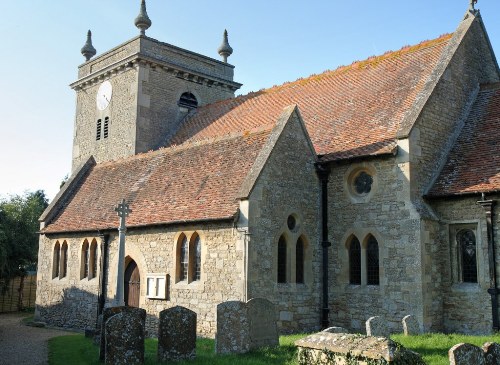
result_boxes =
[178,92,198,109]
[180,237,188,281]
[349,238,362,285]
[458,229,478,283]
[367,236,380,285]
[277,236,287,283]
[296,238,304,284]
[96,119,102,140]
[103,117,109,138]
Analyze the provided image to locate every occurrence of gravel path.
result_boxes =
[0,312,75,365]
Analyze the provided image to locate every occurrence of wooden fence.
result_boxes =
[0,274,37,313]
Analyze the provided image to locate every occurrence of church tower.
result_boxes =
[70,0,241,171]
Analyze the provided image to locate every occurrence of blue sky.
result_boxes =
[0,1,498,201]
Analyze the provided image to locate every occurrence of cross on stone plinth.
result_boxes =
[113,199,132,307]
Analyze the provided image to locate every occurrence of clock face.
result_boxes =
[96,81,113,111]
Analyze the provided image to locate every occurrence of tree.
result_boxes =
[0,190,48,293]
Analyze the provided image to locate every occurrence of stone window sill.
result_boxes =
[451,282,482,293]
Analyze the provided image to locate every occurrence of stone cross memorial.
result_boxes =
[114,199,131,307]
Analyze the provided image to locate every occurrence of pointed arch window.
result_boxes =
[178,92,198,109]
[296,237,305,284]
[457,229,477,283]
[349,237,361,285]
[89,239,98,279]
[53,242,61,279]
[367,236,380,286]
[180,235,188,281]
[191,235,201,282]
[277,235,287,283]
[81,240,90,279]
[60,241,68,278]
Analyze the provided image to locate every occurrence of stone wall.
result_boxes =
[246,111,321,334]
[35,221,244,337]
[430,194,500,334]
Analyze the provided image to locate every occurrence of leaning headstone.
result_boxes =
[215,301,250,354]
[100,306,128,361]
[105,307,146,365]
[322,326,349,334]
[483,342,500,365]
[402,315,420,336]
[247,298,279,350]
[449,343,485,365]
[366,316,389,337]
[158,306,196,362]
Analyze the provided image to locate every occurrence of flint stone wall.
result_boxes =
[158,306,196,362]
[295,332,425,365]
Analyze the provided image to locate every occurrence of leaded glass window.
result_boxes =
[180,236,188,281]
[277,236,287,283]
[354,171,373,195]
[193,236,201,281]
[296,237,304,284]
[367,236,379,285]
[457,229,477,283]
[349,237,361,285]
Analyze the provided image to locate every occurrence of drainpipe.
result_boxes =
[477,195,498,332]
[315,163,331,329]
[97,233,110,317]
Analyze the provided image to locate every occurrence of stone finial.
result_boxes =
[81,30,97,61]
[218,29,233,63]
[469,0,478,11]
[134,0,152,36]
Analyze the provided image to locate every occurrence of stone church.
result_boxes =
[35,1,500,337]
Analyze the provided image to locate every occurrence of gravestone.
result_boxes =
[105,307,146,365]
[449,343,485,365]
[100,306,128,361]
[247,298,279,349]
[322,326,349,334]
[158,306,196,362]
[483,342,500,365]
[366,316,389,337]
[402,315,420,336]
[215,301,250,354]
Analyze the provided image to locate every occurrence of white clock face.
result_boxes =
[96,81,113,111]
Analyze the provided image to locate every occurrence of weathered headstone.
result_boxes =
[215,301,250,354]
[105,307,146,365]
[322,326,349,334]
[158,306,197,362]
[449,343,485,365]
[247,298,279,349]
[100,306,128,361]
[366,316,389,337]
[483,342,500,365]
[402,315,420,336]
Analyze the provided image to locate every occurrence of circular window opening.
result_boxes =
[353,171,373,195]
[287,215,296,231]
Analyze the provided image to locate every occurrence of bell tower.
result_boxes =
[70,0,241,171]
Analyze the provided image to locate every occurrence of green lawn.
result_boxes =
[48,333,500,365]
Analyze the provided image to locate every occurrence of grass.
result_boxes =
[48,332,500,365]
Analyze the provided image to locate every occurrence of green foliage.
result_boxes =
[0,190,48,292]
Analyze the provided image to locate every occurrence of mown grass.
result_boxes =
[49,332,500,365]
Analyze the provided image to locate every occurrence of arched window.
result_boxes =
[366,236,379,286]
[178,92,198,109]
[180,235,188,281]
[81,240,90,279]
[349,237,361,285]
[296,237,305,284]
[191,235,201,282]
[89,239,98,279]
[457,229,477,283]
[277,235,287,283]
[60,241,68,278]
[53,242,60,279]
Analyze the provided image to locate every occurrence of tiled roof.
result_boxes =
[43,131,270,233]
[171,35,452,160]
[428,83,500,197]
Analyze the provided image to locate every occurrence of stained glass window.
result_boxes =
[296,237,304,284]
[349,237,361,285]
[457,229,477,283]
[367,236,379,285]
[277,236,287,283]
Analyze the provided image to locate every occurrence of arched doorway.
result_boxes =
[124,260,140,307]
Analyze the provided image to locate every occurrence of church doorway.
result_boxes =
[124,260,140,307]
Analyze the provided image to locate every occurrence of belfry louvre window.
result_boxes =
[96,119,102,140]
[367,236,380,286]
[349,237,362,285]
[277,236,287,283]
[178,92,198,109]
[103,117,109,138]
[457,229,478,283]
[296,237,305,284]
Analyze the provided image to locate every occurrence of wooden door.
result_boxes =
[124,260,140,307]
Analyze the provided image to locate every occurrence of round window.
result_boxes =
[353,171,373,195]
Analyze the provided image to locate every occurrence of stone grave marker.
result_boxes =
[215,301,250,354]
[100,306,128,361]
[322,326,349,334]
[105,307,146,365]
[483,342,500,365]
[247,298,279,350]
[158,306,196,362]
[366,316,389,337]
[449,343,485,365]
[402,315,420,336]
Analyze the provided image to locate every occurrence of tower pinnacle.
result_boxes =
[135,0,152,36]
[81,30,97,61]
[217,29,233,63]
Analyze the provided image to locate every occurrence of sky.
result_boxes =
[0,1,498,202]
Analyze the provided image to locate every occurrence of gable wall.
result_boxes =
[246,112,321,334]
